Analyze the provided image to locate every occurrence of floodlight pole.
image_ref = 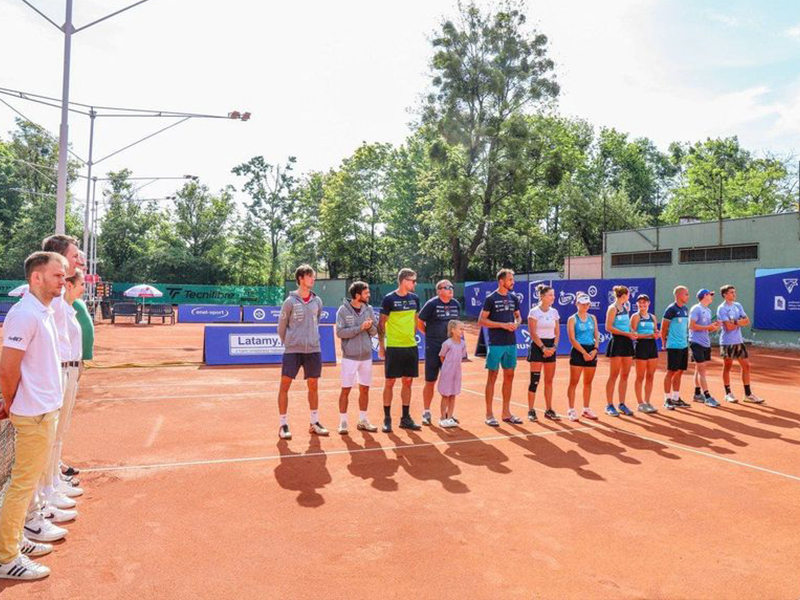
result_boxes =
[81,108,96,251]
[55,0,74,234]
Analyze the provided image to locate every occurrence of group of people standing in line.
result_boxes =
[276,266,764,440]
[0,236,94,581]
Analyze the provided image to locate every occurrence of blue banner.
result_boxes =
[241,305,337,324]
[464,281,533,318]
[481,323,651,357]
[754,268,800,331]
[203,325,338,366]
[549,278,656,322]
[371,332,426,362]
[179,304,241,323]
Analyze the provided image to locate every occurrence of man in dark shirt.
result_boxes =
[479,269,521,426]
[417,280,461,425]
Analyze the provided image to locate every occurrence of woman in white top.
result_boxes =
[526,284,560,422]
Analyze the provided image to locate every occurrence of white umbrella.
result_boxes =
[7,284,28,297]
[123,285,163,324]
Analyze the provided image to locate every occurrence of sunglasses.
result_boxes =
[439,285,454,291]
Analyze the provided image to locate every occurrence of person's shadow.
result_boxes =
[541,421,642,465]
[273,437,332,507]
[689,409,800,447]
[389,430,470,494]
[342,432,400,492]
[434,426,513,474]
[589,420,681,460]
[506,426,605,481]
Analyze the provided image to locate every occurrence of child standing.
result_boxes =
[438,320,467,428]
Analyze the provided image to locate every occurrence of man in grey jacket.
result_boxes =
[335,281,379,434]
[276,265,327,440]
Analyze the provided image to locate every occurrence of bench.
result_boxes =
[111,302,139,324]
[144,303,175,325]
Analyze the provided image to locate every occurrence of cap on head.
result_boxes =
[697,288,714,300]
[637,294,650,302]
[576,293,591,305]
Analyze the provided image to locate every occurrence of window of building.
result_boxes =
[679,244,758,264]
[611,250,672,267]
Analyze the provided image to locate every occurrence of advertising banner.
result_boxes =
[754,268,800,331]
[370,332,426,362]
[480,323,641,357]
[178,304,241,323]
[549,278,656,321]
[465,281,533,318]
[113,283,284,306]
[242,305,337,324]
[204,325,338,366]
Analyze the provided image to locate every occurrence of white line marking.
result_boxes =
[81,426,595,473]
[144,415,164,448]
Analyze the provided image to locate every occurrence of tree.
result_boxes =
[232,156,297,285]
[422,0,559,279]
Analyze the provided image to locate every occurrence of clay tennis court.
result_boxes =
[4,322,800,599]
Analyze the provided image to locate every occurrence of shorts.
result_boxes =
[425,347,443,382]
[635,339,659,361]
[385,347,419,379]
[341,358,372,388]
[485,345,517,371]
[569,345,598,367]
[282,352,322,380]
[528,338,557,363]
[666,348,689,372]
[606,334,635,358]
[690,343,712,364]
[721,343,749,360]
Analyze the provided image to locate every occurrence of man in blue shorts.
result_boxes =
[417,280,461,426]
[689,288,721,407]
[479,269,521,426]
[717,284,763,403]
[661,286,691,410]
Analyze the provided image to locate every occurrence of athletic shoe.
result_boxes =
[309,422,330,436]
[645,403,658,413]
[439,418,458,428]
[278,425,292,440]
[582,408,599,420]
[45,491,76,510]
[0,554,50,580]
[744,394,765,404]
[618,403,634,416]
[674,398,690,408]
[693,394,706,403]
[451,416,460,424]
[356,419,378,433]
[567,408,578,421]
[705,396,720,408]
[664,399,678,411]
[544,408,560,421]
[605,404,620,417]
[485,417,500,427]
[527,409,537,422]
[399,416,422,431]
[724,393,738,403]
[61,463,79,477]
[338,422,348,435]
[56,481,83,498]
[60,473,80,487]
[421,412,432,426]
[23,513,67,542]
[637,403,648,413]
[41,504,77,523]
[382,418,392,433]
[20,537,52,558]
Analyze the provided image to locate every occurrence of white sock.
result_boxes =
[279,414,288,427]
[672,391,680,400]
[310,410,319,424]
[339,413,348,424]
[359,411,368,421]
[423,408,431,416]
[665,393,671,401]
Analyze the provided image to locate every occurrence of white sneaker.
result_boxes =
[0,554,50,580]
[439,418,458,428]
[582,407,599,420]
[567,408,579,421]
[46,490,77,510]
[24,513,68,542]
[20,536,53,557]
[744,393,765,404]
[724,393,738,403]
[278,424,292,440]
[56,481,83,498]
[338,421,348,435]
[356,419,378,433]
[309,422,330,436]
[41,504,78,523]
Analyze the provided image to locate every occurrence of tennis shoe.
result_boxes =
[20,537,52,558]
[544,408,560,421]
[567,408,578,421]
[0,555,50,580]
[23,513,67,542]
[56,481,83,498]
[674,398,691,408]
[338,421,348,435]
[382,418,392,433]
[582,407,598,420]
[41,504,77,523]
[45,491,76,510]
[527,409,537,422]
[724,393,738,403]
[618,403,634,416]
[744,394,764,404]
[399,416,422,431]
[356,419,378,433]
[664,399,678,411]
[705,396,720,408]
[439,418,458,428]
[645,403,658,413]
[605,404,620,417]
[278,425,292,440]
[309,422,330,436]
[421,412,432,426]
[693,394,706,403]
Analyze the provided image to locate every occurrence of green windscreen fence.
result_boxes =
[110,283,285,305]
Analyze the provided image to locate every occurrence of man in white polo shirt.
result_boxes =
[0,252,67,580]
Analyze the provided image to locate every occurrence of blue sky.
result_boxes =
[0,0,797,207]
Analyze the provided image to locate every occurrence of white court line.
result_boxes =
[81,426,595,473]
[462,386,800,484]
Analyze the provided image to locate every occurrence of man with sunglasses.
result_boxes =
[417,280,461,425]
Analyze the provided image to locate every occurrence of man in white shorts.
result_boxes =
[335,281,379,434]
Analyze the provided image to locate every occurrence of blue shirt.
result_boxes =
[611,303,631,334]
[717,302,746,345]
[663,302,689,349]
[418,297,461,350]
[481,290,520,346]
[689,304,712,348]
[573,314,595,346]
[636,313,655,336]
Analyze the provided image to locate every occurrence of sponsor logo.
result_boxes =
[229,333,284,356]
[473,288,481,297]
[415,334,422,345]
[775,296,786,311]
[512,291,524,304]
[629,286,639,298]
[588,285,598,298]
[371,337,381,352]
[320,311,330,320]
[783,278,798,294]
[8,336,22,342]
[598,331,613,344]
[252,308,266,321]
[558,291,576,306]
[517,328,531,351]
[271,310,281,318]
[168,287,238,301]
[190,307,231,317]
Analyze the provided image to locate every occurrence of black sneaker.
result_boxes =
[664,399,678,411]
[399,416,422,431]
[61,465,79,477]
[528,409,537,422]
[544,408,560,421]
[382,418,392,433]
[675,398,691,408]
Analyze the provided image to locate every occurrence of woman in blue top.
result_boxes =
[566,293,600,421]
[604,285,637,417]
[630,294,659,414]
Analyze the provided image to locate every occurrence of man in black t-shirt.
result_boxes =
[417,280,461,425]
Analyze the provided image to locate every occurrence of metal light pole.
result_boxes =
[82,108,96,251]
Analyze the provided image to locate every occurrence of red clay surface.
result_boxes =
[4,322,800,599]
